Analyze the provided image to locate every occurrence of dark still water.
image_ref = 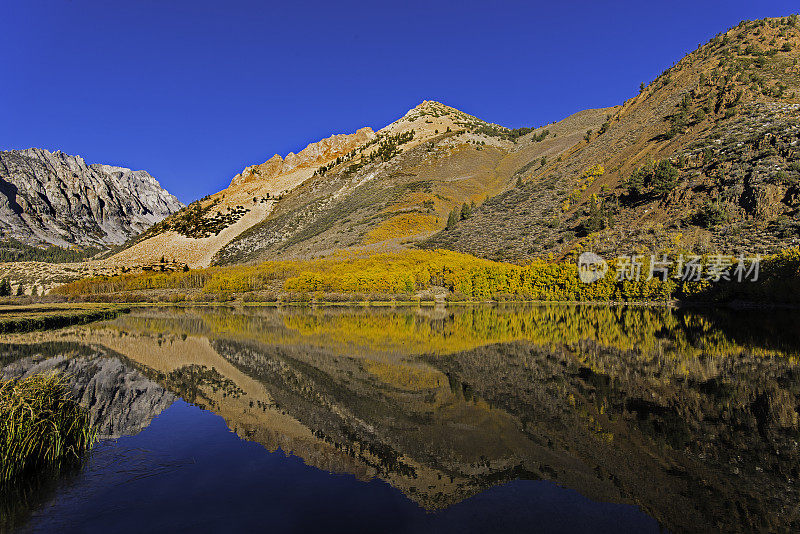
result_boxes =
[2,305,800,533]
[7,401,656,534]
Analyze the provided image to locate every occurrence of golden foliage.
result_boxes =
[363,214,440,244]
[104,304,798,367]
[53,248,800,304]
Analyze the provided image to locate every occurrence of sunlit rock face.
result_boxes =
[0,148,183,247]
[229,127,377,188]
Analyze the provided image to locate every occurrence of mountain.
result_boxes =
[214,102,614,266]
[424,16,800,261]
[108,100,612,268]
[105,127,379,267]
[105,16,800,270]
[0,148,183,249]
[229,127,377,190]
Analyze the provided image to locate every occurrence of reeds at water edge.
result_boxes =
[0,372,96,485]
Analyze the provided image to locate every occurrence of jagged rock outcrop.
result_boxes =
[0,148,183,247]
[229,127,377,188]
[2,350,175,439]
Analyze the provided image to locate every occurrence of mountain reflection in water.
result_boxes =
[2,304,799,533]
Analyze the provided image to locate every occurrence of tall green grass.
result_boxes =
[0,372,96,485]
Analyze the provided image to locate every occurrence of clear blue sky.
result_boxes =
[2,0,797,203]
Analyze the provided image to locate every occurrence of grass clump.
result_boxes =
[0,373,96,485]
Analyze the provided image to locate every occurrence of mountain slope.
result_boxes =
[108,100,609,268]
[0,148,183,248]
[105,127,379,268]
[211,101,611,265]
[425,16,800,261]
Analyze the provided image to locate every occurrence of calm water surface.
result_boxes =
[2,305,799,533]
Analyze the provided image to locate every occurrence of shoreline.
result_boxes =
[0,297,796,336]
[38,298,800,310]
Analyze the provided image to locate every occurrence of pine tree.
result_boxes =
[651,160,679,197]
[460,202,472,220]
[446,208,459,230]
[0,279,11,296]
[626,169,646,198]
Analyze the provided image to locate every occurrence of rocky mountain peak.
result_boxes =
[229,126,376,188]
[0,148,183,247]
[404,100,455,115]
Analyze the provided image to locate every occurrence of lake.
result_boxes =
[2,304,799,533]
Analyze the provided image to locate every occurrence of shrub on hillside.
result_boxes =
[692,200,729,227]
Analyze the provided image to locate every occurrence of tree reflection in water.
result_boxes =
[2,304,799,532]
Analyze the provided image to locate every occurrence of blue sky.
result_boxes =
[2,0,798,203]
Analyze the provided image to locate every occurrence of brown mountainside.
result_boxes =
[215,102,613,265]
[425,16,800,261]
[110,99,610,267]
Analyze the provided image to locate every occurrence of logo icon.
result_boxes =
[578,252,608,284]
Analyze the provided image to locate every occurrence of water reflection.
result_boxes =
[3,304,800,532]
[0,343,175,531]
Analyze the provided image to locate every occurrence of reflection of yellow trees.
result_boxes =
[321,308,708,357]
[289,305,797,364]
[363,360,445,390]
[108,309,301,346]
[105,306,795,365]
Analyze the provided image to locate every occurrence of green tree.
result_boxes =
[693,200,728,227]
[0,279,11,296]
[460,202,472,220]
[577,196,610,236]
[446,208,459,230]
[15,284,24,296]
[639,82,646,93]
[651,160,679,197]
[695,108,706,123]
[626,168,646,198]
